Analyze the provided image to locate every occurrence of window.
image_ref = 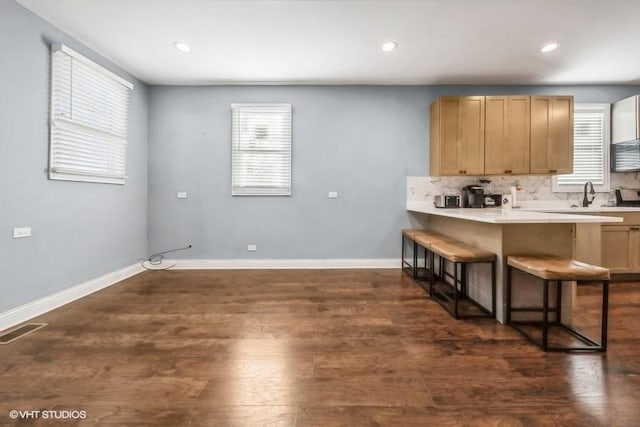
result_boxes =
[553,103,611,192]
[231,103,292,196]
[49,44,133,184]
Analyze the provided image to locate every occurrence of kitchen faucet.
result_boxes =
[583,181,595,207]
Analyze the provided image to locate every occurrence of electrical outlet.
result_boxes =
[328,192,338,199]
[177,192,187,199]
[13,227,32,239]
[247,244,257,252]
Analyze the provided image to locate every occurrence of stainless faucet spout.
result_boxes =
[582,181,595,207]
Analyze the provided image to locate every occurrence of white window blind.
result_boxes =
[553,103,610,192]
[49,44,133,184]
[231,103,292,196]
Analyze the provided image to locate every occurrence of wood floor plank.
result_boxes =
[0,269,638,426]
[197,377,432,407]
[295,406,608,427]
[186,405,298,427]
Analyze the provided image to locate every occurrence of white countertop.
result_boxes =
[520,206,640,213]
[407,201,624,224]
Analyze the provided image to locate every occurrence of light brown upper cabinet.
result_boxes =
[430,96,485,176]
[484,96,531,175]
[430,95,573,176]
[530,96,574,174]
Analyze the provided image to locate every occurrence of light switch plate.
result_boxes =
[13,227,32,239]
[328,192,338,199]
[177,192,187,199]
[247,244,257,252]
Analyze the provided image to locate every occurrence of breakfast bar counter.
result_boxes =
[407,201,624,224]
[407,201,622,323]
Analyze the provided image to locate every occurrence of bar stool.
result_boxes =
[428,240,497,319]
[401,229,423,279]
[401,229,452,282]
[506,255,610,352]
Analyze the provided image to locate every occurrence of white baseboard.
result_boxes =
[0,263,144,333]
[163,258,402,270]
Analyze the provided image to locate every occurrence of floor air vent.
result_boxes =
[0,323,47,344]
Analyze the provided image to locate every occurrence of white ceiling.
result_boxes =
[16,0,640,86]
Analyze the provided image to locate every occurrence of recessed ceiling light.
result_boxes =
[382,41,398,52]
[541,42,561,53]
[173,42,191,53]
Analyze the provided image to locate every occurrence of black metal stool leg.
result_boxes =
[491,260,496,318]
[453,261,459,318]
[461,263,466,297]
[412,241,418,279]
[555,280,562,325]
[506,265,512,324]
[424,249,428,278]
[542,280,549,351]
[602,280,609,352]
[429,251,435,296]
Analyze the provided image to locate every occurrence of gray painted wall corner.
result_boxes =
[0,0,149,313]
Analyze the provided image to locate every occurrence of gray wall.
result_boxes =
[0,0,148,313]
[148,86,427,259]
[148,84,640,260]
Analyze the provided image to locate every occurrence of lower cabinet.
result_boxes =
[601,225,640,273]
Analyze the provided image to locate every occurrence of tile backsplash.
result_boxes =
[407,173,640,207]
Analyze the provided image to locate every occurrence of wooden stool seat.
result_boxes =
[507,255,610,281]
[430,240,496,263]
[402,229,422,239]
[413,231,455,249]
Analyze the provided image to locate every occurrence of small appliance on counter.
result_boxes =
[433,195,461,208]
[615,189,640,207]
[478,179,502,207]
[484,194,502,207]
[461,185,485,208]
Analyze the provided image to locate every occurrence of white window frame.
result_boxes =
[49,44,133,185]
[231,103,292,196]
[553,103,611,193]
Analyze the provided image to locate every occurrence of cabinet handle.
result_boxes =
[631,227,640,231]
[504,170,512,174]
[549,169,557,173]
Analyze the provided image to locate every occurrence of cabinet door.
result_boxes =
[630,227,640,272]
[438,97,463,175]
[601,226,633,273]
[459,96,485,175]
[429,102,440,176]
[530,96,574,174]
[433,96,484,176]
[485,96,530,175]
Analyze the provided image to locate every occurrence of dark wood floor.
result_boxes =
[0,269,639,426]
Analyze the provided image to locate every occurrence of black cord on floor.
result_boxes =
[141,245,192,270]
